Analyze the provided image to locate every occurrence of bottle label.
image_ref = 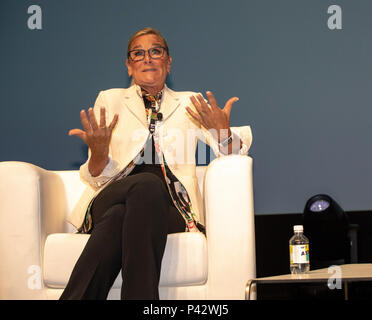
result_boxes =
[290,244,309,264]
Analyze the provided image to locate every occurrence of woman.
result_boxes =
[60,27,252,300]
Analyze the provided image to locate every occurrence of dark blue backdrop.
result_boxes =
[1,0,372,215]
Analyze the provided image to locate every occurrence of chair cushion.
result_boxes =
[43,232,207,289]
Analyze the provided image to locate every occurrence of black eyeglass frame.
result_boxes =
[127,46,168,61]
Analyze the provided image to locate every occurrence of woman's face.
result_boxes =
[126,34,172,93]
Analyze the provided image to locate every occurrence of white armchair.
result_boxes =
[0,155,255,300]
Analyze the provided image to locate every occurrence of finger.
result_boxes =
[68,129,87,143]
[108,114,119,130]
[190,96,201,112]
[88,107,99,130]
[196,94,214,120]
[69,128,84,136]
[206,91,219,110]
[186,107,206,127]
[196,94,211,111]
[99,107,106,128]
[186,106,201,121]
[223,97,239,116]
[80,110,92,134]
[190,95,207,116]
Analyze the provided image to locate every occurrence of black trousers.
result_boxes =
[59,172,186,300]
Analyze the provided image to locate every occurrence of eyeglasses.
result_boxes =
[128,46,167,62]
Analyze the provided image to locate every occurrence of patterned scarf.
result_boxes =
[142,89,162,134]
[141,88,202,233]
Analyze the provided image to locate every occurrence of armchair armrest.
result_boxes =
[0,161,68,299]
[204,155,255,299]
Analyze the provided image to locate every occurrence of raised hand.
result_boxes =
[69,107,119,176]
[186,91,239,142]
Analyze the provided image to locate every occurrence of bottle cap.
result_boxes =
[293,225,303,232]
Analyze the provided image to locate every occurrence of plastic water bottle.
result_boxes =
[289,225,310,274]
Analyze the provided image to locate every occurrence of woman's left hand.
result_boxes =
[186,91,239,142]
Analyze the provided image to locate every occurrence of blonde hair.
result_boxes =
[127,27,169,58]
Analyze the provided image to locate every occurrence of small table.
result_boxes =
[245,264,372,300]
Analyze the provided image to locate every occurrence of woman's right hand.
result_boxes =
[69,107,119,176]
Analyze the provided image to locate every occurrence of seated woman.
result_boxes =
[60,27,252,300]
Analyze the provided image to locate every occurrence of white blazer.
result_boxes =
[68,84,252,229]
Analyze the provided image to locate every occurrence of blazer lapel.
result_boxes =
[161,85,181,121]
[122,85,148,128]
